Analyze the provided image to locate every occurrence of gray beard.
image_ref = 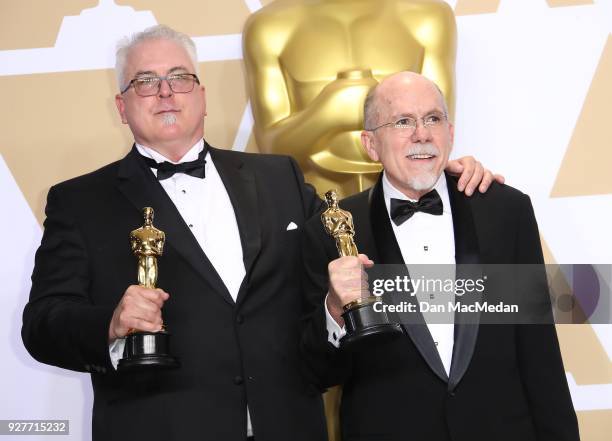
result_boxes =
[405,143,441,192]
[406,172,439,192]
[161,113,177,126]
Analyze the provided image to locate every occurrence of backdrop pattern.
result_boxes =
[0,1,610,439]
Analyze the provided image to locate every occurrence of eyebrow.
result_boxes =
[133,66,192,78]
[391,109,445,120]
[167,66,191,74]
[133,70,157,78]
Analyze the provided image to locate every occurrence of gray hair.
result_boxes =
[363,86,380,131]
[363,74,449,130]
[115,24,199,91]
[433,83,449,116]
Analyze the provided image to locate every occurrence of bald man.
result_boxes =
[299,72,579,441]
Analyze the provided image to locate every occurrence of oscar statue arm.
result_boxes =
[243,16,374,159]
[156,231,165,255]
[129,231,139,253]
[399,1,457,115]
[322,214,335,237]
[299,213,353,392]
[22,185,115,373]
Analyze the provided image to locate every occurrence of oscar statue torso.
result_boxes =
[244,0,456,196]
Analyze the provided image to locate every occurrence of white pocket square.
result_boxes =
[286,222,298,231]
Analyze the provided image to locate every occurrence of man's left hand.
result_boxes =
[446,156,505,196]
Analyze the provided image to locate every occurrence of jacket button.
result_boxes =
[233,376,244,385]
[236,314,244,324]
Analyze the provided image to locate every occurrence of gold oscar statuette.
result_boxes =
[322,190,402,348]
[118,207,179,371]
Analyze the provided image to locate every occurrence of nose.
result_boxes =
[410,119,432,143]
[158,78,173,98]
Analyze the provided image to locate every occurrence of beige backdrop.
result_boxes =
[1,1,610,440]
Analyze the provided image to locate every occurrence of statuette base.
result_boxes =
[341,300,403,349]
[118,330,179,372]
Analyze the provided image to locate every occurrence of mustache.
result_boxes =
[406,143,439,157]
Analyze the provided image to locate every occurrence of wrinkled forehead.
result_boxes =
[377,79,446,120]
[125,38,195,76]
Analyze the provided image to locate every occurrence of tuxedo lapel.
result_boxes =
[116,146,234,305]
[368,176,449,383]
[445,173,482,392]
[348,188,378,261]
[208,146,262,305]
[368,179,403,266]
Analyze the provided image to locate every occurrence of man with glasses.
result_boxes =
[300,71,579,441]
[22,26,500,441]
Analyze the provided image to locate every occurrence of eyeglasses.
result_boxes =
[120,73,200,96]
[366,112,448,133]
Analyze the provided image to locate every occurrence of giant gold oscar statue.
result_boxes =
[243,2,457,439]
[243,0,457,198]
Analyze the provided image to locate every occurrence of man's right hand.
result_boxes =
[327,254,373,327]
[108,285,169,342]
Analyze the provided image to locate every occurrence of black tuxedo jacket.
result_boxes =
[300,174,579,441]
[22,144,327,441]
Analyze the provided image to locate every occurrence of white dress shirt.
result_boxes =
[136,141,246,299]
[109,140,252,434]
[325,172,456,376]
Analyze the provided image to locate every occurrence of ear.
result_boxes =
[115,94,128,124]
[448,121,455,152]
[201,85,207,117]
[361,130,380,162]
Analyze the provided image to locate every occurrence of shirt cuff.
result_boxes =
[108,338,126,370]
[325,294,346,348]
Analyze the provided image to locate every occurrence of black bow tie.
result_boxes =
[140,145,208,180]
[390,189,443,226]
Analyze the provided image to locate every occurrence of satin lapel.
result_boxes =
[369,176,448,383]
[445,173,482,392]
[208,146,261,305]
[116,146,234,305]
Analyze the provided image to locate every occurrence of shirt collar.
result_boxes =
[135,139,206,164]
[382,171,451,215]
